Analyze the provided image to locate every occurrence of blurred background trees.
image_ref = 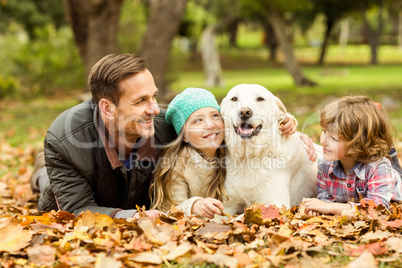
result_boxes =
[0,0,402,100]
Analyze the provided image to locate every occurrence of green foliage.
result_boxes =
[0,75,19,99]
[118,0,148,53]
[0,0,65,39]
[0,23,84,99]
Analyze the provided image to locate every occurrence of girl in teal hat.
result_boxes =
[150,87,297,218]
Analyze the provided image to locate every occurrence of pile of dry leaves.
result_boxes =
[1,143,402,267]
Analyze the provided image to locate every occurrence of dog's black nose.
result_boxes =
[238,107,252,120]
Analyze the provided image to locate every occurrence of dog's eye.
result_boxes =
[231,97,238,102]
[257,97,265,102]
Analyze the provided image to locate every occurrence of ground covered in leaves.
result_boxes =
[1,143,402,267]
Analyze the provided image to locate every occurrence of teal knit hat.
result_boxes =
[166,87,220,134]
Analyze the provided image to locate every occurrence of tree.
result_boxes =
[138,0,188,99]
[197,0,241,88]
[306,0,356,65]
[359,0,385,65]
[267,5,316,86]
[240,0,316,87]
[63,0,123,79]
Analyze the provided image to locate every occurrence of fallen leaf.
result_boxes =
[191,253,238,268]
[27,245,56,266]
[346,250,377,268]
[164,241,193,260]
[0,221,32,252]
[349,242,389,256]
[95,252,122,268]
[196,222,231,235]
[384,237,402,253]
[130,251,163,264]
[75,210,114,230]
[360,230,391,243]
[383,219,402,229]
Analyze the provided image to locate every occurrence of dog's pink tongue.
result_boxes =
[239,127,253,135]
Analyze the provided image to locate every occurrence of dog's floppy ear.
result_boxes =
[220,96,228,115]
[274,96,287,124]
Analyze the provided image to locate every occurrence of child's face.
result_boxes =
[183,107,224,158]
[320,129,349,162]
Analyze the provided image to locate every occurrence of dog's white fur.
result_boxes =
[221,84,318,215]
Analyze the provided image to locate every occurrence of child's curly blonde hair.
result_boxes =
[320,96,394,163]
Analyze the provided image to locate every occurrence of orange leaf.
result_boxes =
[74,210,114,230]
[259,205,281,221]
[0,221,32,252]
[384,219,402,229]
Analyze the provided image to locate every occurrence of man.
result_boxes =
[35,54,176,219]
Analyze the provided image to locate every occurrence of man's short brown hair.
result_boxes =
[88,54,148,106]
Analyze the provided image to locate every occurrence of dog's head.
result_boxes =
[221,84,287,148]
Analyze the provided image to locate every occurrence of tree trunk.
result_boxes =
[63,0,123,81]
[201,25,224,88]
[267,6,316,86]
[318,16,336,65]
[339,19,349,53]
[228,19,239,47]
[138,0,188,100]
[361,1,384,65]
[399,10,402,50]
[263,22,278,62]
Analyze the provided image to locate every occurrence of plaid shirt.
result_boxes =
[317,157,402,208]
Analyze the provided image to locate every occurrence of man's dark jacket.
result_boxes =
[37,99,176,217]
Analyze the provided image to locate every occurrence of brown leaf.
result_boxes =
[130,251,163,264]
[196,222,231,235]
[346,250,377,268]
[27,245,56,266]
[260,205,281,220]
[360,230,391,243]
[349,242,389,256]
[191,253,238,268]
[384,237,402,253]
[124,236,153,251]
[164,241,193,261]
[0,221,32,252]
[95,252,122,268]
[138,217,180,245]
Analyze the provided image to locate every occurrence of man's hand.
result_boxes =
[132,209,164,219]
[298,132,317,162]
[280,115,297,135]
[192,198,223,219]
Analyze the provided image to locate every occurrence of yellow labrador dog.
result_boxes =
[221,84,318,215]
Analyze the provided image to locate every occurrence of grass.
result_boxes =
[0,96,79,148]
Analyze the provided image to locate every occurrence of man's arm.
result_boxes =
[44,132,120,217]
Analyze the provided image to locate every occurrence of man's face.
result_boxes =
[112,69,160,143]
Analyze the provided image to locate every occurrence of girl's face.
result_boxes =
[183,107,224,159]
[320,129,350,162]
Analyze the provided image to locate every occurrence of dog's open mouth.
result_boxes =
[234,123,262,139]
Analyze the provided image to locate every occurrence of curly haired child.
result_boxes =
[303,96,402,215]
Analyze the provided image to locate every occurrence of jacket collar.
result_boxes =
[94,105,122,170]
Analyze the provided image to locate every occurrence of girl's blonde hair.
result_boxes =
[150,130,227,211]
[320,96,394,163]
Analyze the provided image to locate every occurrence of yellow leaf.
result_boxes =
[74,210,114,230]
[0,221,32,252]
[278,223,293,236]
